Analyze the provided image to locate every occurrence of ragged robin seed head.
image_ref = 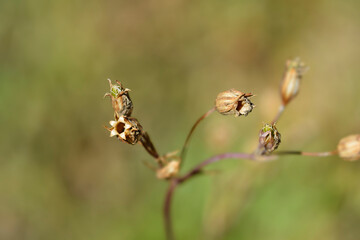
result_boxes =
[104,79,133,117]
[106,115,142,145]
[215,89,254,117]
[337,134,360,161]
[280,58,308,106]
[258,123,281,155]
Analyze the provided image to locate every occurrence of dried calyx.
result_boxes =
[157,160,180,180]
[258,123,281,155]
[106,115,142,145]
[215,89,254,117]
[280,58,308,106]
[104,79,133,117]
[155,151,180,179]
[337,134,360,161]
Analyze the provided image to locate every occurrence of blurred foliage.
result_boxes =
[1,0,360,239]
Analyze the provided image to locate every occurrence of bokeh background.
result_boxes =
[1,0,360,239]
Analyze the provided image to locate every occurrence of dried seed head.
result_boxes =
[156,160,180,180]
[280,58,308,106]
[337,134,360,161]
[258,123,281,155]
[104,79,133,117]
[107,115,142,145]
[215,89,254,117]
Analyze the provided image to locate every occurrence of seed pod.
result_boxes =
[280,58,308,106]
[215,89,254,117]
[258,123,281,155]
[106,115,142,145]
[156,160,180,180]
[104,79,133,117]
[337,134,360,161]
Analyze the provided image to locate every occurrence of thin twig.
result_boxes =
[178,153,257,183]
[163,149,338,240]
[276,150,338,157]
[163,152,273,240]
[179,107,216,166]
[164,179,178,240]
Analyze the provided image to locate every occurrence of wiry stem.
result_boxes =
[164,179,178,240]
[276,150,338,157]
[163,152,274,240]
[163,149,339,240]
[179,107,216,166]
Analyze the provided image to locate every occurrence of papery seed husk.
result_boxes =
[337,134,360,161]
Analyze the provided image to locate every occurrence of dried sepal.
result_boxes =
[156,160,180,180]
[280,58,308,106]
[337,134,360,161]
[106,115,142,145]
[258,123,281,155]
[215,89,254,117]
[156,151,181,179]
[104,79,133,117]
[139,131,160,159]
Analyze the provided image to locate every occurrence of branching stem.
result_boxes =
[163,149,338,240]
[163,152,273,240]
[179,107,216,166]
[276,150,338,157]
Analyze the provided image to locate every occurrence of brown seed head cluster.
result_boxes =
[280,58,308,106]
[215,89,254,117]
[104,79,181,180]
[258,123,281,155]
[107,115,142,145]
[104,79,133,118]
[337,134,360,161]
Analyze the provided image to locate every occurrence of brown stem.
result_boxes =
[163,152,274,240]
[180,107,215,166]
[178,153,258,183]
[164,179,178,240]
[276,150,338,157]
[163,148,338,240]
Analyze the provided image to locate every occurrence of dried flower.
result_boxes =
[258,123,281,155]
[106,115,142,145]
[280,58,308,106]
[156,160,180,180]
[337,134,360,161]
[215,89,254,117]
[104,79,133,117]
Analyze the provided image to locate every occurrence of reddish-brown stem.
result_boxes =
[178,153,257,183]
[179,107,216,166]
[163,152,273,240]
[276,150,338,157]
[163,149,339,239]
[164,179,178,240]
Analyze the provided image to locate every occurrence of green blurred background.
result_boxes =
[1,0,360,239]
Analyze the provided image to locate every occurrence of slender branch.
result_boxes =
[180,107,215,166]
[164,179,178,240]
[271,104,285,124]
[163,149,339,239]
[276,150,338,157]
[163,152,274,240]
[178,153,258,183]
